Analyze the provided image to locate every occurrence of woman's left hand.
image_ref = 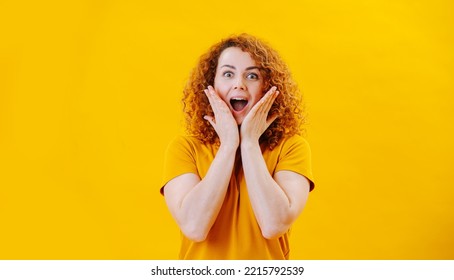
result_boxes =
[240,86,279,145]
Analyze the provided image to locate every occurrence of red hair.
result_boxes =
[182,34,306,150]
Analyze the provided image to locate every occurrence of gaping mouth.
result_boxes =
[230,98,248,112]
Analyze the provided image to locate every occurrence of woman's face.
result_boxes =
[214,47,264,125]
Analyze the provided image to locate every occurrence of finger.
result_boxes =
[207,86,222,112]
[208,86,230,113]
[259,87,278,115]
[204,87,221,116]
[204,88,214,106]
[264,89,279,113]
[247,86,275,117]
[203,115,216,128]
[266,113,279,128]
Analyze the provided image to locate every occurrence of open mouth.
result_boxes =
[230,98,248,112]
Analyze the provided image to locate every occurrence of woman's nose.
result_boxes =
[233,78,246,90]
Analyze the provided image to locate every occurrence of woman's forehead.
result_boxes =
[217,47,257,68]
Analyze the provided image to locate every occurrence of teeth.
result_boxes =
[231,98,246,101]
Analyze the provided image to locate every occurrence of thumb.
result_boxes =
[204,115,216,127]
[266,114,278,128]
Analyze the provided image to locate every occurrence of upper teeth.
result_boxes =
[232,98,246,101]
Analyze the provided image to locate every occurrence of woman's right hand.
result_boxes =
[204,86,239,150]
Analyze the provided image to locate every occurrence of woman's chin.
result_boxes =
[234,116,244,126]
[232,110,248,125]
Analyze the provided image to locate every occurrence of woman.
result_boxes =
[161,34,315,259]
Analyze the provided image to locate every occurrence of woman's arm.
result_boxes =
[163,86,239,242]
[240,142,310,239]
[164,143,237,242]
[240,87,310,239]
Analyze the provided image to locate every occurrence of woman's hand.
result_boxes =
[240,86,279,145]
[204,86,240,149]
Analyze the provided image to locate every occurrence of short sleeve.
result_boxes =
[275,135,315,191]
[160,136,199,194]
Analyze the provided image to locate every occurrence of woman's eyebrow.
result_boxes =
[220,65,260,71]
[220,64,236,69]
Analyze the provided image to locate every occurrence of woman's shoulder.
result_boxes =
[278,134,310,149]
[169,135,196,144]
[168,135,215,151]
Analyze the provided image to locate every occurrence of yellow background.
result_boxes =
[1,0,453,259]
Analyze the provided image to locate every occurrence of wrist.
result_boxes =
[240,138,260,150]
[219,141,239,153]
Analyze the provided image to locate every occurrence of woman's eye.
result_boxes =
[223,71,234,78]
[247,73,259,80]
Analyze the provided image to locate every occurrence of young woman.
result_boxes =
[161,34,315,259]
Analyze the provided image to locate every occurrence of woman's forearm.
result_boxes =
[240,140,297,239]
[173,143,237,241]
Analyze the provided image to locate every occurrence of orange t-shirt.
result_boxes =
[161,134,314,259]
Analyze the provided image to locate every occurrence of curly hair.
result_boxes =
[182,33,306,150]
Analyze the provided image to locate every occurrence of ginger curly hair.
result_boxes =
[182,34,306,150]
